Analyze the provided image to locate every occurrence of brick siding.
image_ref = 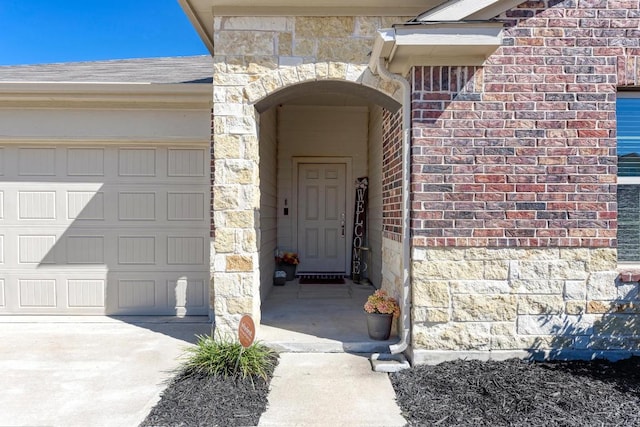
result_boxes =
[409,0,640,248]
[382,109,404,241]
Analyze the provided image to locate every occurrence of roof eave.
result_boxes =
[0,82,213,110]
[178,0,215,56]
[370,22,503,76]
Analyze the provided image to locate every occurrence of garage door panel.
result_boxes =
[0,270,108,314]
[118,192,156,221]
[67,148,105,176]
[18,147,56,176]
[118,148,156,177]
[168,148,206,177]
[0,144,209,315]
[108,272,209,315]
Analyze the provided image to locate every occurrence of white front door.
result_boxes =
[297,163,347,274]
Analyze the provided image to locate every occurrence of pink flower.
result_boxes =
[364,289,400,318]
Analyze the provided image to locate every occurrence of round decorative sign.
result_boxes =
[238,315,255,348]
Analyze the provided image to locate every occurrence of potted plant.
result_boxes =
[276,251,299,281]
[363,289,400,340]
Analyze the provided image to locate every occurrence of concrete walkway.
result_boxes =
[259,352,406,427]
[0,315,407,426]
[0,316,211,427]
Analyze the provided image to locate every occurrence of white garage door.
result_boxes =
[0,145,210,315]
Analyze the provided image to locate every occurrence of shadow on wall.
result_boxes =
[527,277,640,361]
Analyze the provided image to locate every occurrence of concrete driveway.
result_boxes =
[0,316,211,427]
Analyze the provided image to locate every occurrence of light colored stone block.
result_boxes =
[452,295,517,322]
[279,67,300,86]
[213,229,236,253]
[564,280,586,300]
[328,61,348,80]
[318,38,371,63]
[426,248,465,261]
[549,260,589,280]
[227,116,256,134]
[278,32,293,56]
[244,82,268,103]
[593,315,640,336]
[559,248,590,261]
[517,295,564,315]
[246,56,279,74]
[413,259,484,280]
[413,280,450,308]
[213,186,240,210]
[587,248,617,272]
[293,38,316,57]
[226,255,253,272]
[297,63,317,81]
[586,271,619,300]
[517,314,596,336]
[294,17,355,38]
[450,280,510,294]
[224,17,289,31]
[512,279,564,294]
[617,283,639,300]
[516,261,550,280]
[586,300,612,314]
[412,307,450,323]
[241,230,257,252]
[355,17,381,37]
[483,260,509,280]
[565,301,585,315]
[216,31,275,56]
[413,323,491,351]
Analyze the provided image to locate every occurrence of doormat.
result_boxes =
[298,277,345,284]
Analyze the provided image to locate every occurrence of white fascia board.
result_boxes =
[370,23,503,76]
[178,0,214,56]
[394,23,503,47]
[417,0,523,21]
[368,28,397,74]
[0,82,213,110]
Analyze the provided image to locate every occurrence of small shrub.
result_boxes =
[181,334,277,381]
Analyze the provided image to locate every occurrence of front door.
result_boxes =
[297,163,347,274]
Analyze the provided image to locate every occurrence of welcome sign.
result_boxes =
[351,177,368,283]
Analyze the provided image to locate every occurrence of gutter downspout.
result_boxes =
[376,57,411,355]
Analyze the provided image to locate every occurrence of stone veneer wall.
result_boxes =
[409,1,640,361]
[211,16,403,333]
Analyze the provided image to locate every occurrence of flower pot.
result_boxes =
[280,263,297,281]
[366,312,393,340]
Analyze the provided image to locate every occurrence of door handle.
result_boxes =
[340,213,345,238]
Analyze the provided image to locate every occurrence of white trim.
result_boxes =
[369,23,503,75]
[292,157,353,275]
[417,0,523,21]
[0,82,212,110]
[178,0,214,56]
[0,137,210,146]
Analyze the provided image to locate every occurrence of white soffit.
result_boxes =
[417,0,525,21]
[369,22,503,75]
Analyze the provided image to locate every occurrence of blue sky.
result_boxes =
[0,0,209,66]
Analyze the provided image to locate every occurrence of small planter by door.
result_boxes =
[366,312,393,340]
[280,263,297,281]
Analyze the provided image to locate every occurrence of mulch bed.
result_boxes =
[140,359,278,427]
[391,357,640,427]
[141,355,640,427]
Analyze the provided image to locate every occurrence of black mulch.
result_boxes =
[391,357,640,427]
[140,359,278,427]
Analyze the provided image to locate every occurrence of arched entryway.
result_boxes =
[251,75,403,349]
